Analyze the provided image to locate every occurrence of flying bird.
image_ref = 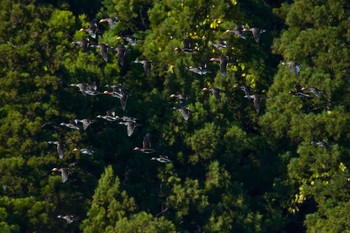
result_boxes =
[281,61,301,77]
[151,155,172,163]
[115,44,127,67]
[310,140,331,153]
[172,106,191,121]
[117,36,139,46]
[210,55,228,77]
[119,120,142,137]
[59,121,80,130]
[134,59,153,77]
[96,108,119,121]
[169,93,190,107]
[187,62,211,75]
[57,215,77,224]
[51,168,72,183]
[224,24,246,39]
[288,84,310,98]
[80,19,100,39]
[302,87,323,98]
[245,94,265,114]
[202,87,224,102]
[105,84,123,94]
[133,133,155,153]
[91,43,109,62]
[235,84,253,97]
[73,148,95,156]
[119,90,129,111]
[74,119,96,130]
[70,83,89,95]
[174,37,197,53]
[72,38,90,52]
[242,27,266,43]
[99,17,119,29]
[209,39,228,50]
[48,141,64,159]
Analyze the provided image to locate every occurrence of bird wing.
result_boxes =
[213,89,222,102]
[77,83,87,93]
[253,95,263,114]
[117,46,126,67]
[57,142,64,159]
[220,57,228,77]
[100,44,109,62]
[107,18,115,29]
[127,122,135,137]
[180,108,191,120]
[320,141,332,152]
[120,93,128,111]
[61,169,69,183]
[143,133,151,149]
[251,28,260,43]
[144,62,151,77]
[81,119,90,130]
[295,64,301,76]
[294,83,302,92]
[183,37,193,50]
[64,215,74,224]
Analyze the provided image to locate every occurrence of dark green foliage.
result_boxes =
[0,0,348,232]
[260,0,350,232]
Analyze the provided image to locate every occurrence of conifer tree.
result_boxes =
[260,0,350,231]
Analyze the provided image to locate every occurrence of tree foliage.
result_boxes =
[0,0,348,232]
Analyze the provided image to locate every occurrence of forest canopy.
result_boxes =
[0,0,349,232]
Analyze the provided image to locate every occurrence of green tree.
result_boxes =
[82,166,175,232]
[260,0,350,231]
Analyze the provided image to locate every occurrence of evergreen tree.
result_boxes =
[82,166,175,232]
[2,0,348,232]
[260,0,350,232]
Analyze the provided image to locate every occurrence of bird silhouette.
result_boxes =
[133,133,155,153]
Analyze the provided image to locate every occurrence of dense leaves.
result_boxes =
[0,0,348,232]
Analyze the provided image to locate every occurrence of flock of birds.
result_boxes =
[46,14,331,225]
[48,17,174,224]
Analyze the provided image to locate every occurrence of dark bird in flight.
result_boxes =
[202,87,224,102]
[172,106,191,121]
[209,39,228,50]
[288,83,310,98]
[242,27,266,43]
[72,38,90,52]
[174,37,197,53]
[80,19,100,39]
[133,133,155,153]
[310,140,331,153]
[51,167,72,183]
[210,55,228,77]
[170,93,190,107]
[301,87,323,98]
[281,61,301,77]
[187,62,211,75]
[151,155,172,163]
[74,118,96,130]
[99,17,120,29]
[245,94,265,114]
[48,141,64,159]
[115,44,127,67]
[224,24,246,39]
[57,214,77,224]
[135,59,153,77]
[91,43,109,62]
[73,148,95,156]
[96,108,118,121]
[119,120,142,137]
[117,36,139,46]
